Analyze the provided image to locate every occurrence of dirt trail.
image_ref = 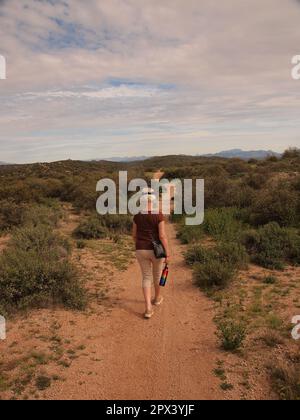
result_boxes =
[41,223,234,400]
[42,171,240,400]
[1,173,242,400]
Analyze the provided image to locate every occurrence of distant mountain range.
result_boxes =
[0,150,282,166]
[201,149,282,160]
[103,156,149,163]
[103,149,281,162]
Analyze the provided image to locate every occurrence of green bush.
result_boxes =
[0,225,86,314]
[22,203,64,228]
[0,200,64,233]
[74,214,132,240]
[269,362,300,400]
[292,176,300,192]
[193,260,236,290]
[225,183,256,209]
[216,241,249,270]
[205,177,231,208]
[74,216,108,240]
[176,225,203,244]
[100,214,132,234]
[76,239,86,249]
[225,159,250,176]
[202,208,243,241]
[186,240,248,271]
[288,232,300,265]
[0,200,25,232]
[263,275,278,285]
[245,172,269,190]
[185,245,215,266]
[217,320,247,351]
[282,148,300,160]
[242,222,300,269]
[250,187,299,227]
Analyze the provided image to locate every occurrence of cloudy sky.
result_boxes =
[0,0,299,163]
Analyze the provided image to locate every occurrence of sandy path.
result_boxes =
[0,172,242,400]
[40,172,239,400]
[41,222,237,400]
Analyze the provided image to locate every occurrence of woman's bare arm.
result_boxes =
[159,221,171,263]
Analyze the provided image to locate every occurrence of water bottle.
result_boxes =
[160,264,169,287]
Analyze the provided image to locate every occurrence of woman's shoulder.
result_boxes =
[133,212,164,223]
[151,212,165,223]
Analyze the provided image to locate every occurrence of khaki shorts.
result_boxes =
[136,250,164,288]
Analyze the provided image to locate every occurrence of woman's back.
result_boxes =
[133,213,164,250]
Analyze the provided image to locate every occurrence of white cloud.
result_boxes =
[21,85,162,100]
[0,0,300,163]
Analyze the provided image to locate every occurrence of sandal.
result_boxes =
[144,310,154,319]
[153,297,164,306]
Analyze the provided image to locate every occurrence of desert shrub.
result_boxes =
[185,245,215,266]
[287,231,300,265]
[26,178,65,200]
[176,225,203,244]
[263,275,278,285]
[0,225,86,314]
[282,148,300,160]
[22,203,64,228]
[205,177,231,208]
[269,362,300,400]
[0,200,63,233]
[292,176,300,192]
[225,159,249,176]
[76,239,86,249]
[216,241,249,270]
[74,216,108,240]
[268,155,280,162]
[100,214,132,234]
[225,183,256,208]
[205,177,227,207]
[200,165,228,178]
[242,222,300,269]
[64,183,98,211]
[217,320,247,351]
[250,187,299,227]
[261,331,283,348]
[35,376,52,391]
[202,208,243,241]
[0,200,26,231]
[74,214,132,240]
[193,260,236,290]
[245,172,269,190]
[186,241,248,271]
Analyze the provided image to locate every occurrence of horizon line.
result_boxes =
[1,147,295,166]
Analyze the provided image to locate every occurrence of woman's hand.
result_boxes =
[165,256,171,264]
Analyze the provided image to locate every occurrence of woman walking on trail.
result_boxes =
[133,191,171,319]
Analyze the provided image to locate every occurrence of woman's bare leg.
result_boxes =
[136,251,153,314]
[143,287,152,313]
[154,283,161,302]
[153,257,164,302]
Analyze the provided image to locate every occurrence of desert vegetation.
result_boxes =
[0,159,140,399]
[0,149,299,400]
[0,160,141,317]
[167,148,300,399]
